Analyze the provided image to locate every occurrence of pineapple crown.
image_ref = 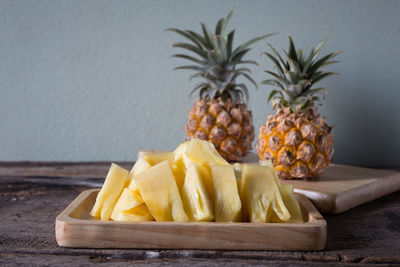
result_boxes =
[167,9,275,104]
[261,35,341,112]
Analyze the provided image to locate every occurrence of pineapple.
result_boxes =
[167,10,274,161]
[90,163,129,221]
[270,184,303,223]
[133,161,188,222]
[181,161,214,221]
[211,165,242,222]
[111,188,153,222]
[256,36,340,179]
[240,164,290,223]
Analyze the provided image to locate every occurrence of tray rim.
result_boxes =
[56,189,327,250]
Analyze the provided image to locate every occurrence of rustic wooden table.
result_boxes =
[1,162,399,266]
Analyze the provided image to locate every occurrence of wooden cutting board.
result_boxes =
[243,153,400,214]
[56,189,326,251]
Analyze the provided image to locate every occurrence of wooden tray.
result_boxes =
[55,189,326,251]
[242,153,400,214]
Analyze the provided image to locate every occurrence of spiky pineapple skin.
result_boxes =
[256,107,334,179]
[185,98,254,162]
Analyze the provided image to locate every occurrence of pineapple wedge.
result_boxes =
[172,141,190,189]
[241,164,290,223]
[143,152,174,167]
[184,138,229,167]
[111,203,154,222]
[271,184,303,223]
[90,163,129,221]
[211,165,242,222]
[182,162,214,221]
[143,152,184,190]
[111,188,153,221]
[127,157,151,192]
[232,163,243,192]
[133,161,188,222]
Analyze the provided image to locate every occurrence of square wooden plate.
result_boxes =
[56,189,326,251]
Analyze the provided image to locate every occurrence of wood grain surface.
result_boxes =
[241,153,400,214]
[56,190,326,251]
[1,162,400,266]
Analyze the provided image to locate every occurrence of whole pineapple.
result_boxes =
[167,10,274,161]
[256,36,340,178]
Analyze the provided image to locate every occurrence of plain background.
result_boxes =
[1,0,399,167]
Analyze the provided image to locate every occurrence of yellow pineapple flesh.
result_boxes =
[271,184,303,223]
[241,164,290,222]
[181,161,214,221]
[90,163,129,221]
[211,165,242,222]
[133,161,188,222]
[111,188,153,221]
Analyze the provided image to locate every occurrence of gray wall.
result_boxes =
[1,0,399,167]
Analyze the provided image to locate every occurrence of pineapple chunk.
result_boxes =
[172,142,190,189]
[111,203,154,222]
[111,188,153,221]
[133,161,188,222]
[211,165,242,222]
[184,138,229,167]
[181,162,214,221]
[232,163,243,192]
[271,184,303,223]
[90,163,129,221]
[241,164,290,223]
[143,152,174,167]
[143,152,185,190]
[260,160,281,187]
[127,157,151,191]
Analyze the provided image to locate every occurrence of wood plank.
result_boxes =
[1,179,399,264]
[56,189,326,251]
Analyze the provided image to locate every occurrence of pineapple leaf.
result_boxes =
[308,51,341,76]
[267,89,281,103]
[232,33,276,57]
[262,52,284,75]
[239,72,258,88]
[311,72,338,84]
[166,28,206,50]
[288,35,298,62]
[260,79,284,89]
[311,37,328,60]
[231,48,251,62]
[186,30,212,49]
[264,70,290,86]
[172,42,207,58]
[303,87,325,96]
[215,18,225,35]
[215,35,228,61]
[235,83,249,102]
[170,54,206,65]
[234,60,258,66]
[221,8,235,40]
[268,44,288,70]
[174,65,205,72]
[227,30,235,57]
[190,83,210,96]
[201,22,214,48]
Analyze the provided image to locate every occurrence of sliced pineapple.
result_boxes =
[181,162,214,221]
[111,188,153,221]
[133,161,188,222]
[111,203,154,222]
[211,165,242,222]
[127,157,151,191]
[271,184,303,223]
[143,152,174,167]
[90,163,129,221]
[184,138,229,167]
[241,164,290,223]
